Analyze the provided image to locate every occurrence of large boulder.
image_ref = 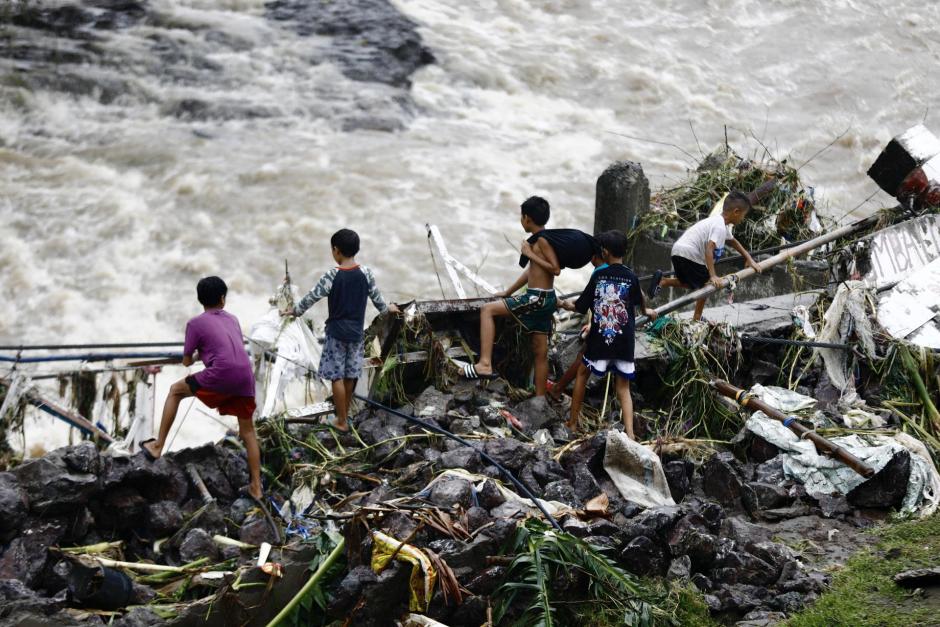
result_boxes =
[440,447,482,472]
[667,515,718,572]
[13,455,99,515]
[847,450,911,509]
[482,439,531,473]
[702,452,746,510]
[104,452,188,503]
[0,518,67,588]
[620,536,668,577]
[428,477,473,510]
[0,473,28,537]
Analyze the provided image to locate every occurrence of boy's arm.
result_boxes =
[704,241,723,289]
[520,238,561,276]
[291,269,336,317]
[632,278,657,322]
[181,321,199,365]
[500,269,529,297]
[728,238,761,273]
[364,268,399,314]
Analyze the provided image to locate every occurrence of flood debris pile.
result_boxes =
[634,149,823,252]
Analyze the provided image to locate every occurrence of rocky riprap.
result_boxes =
[0,377,906,626]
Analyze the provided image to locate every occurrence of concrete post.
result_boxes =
[594,161,650,236]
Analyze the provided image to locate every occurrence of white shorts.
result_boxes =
[583,357,635,380]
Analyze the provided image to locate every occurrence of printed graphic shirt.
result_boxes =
[670,214,733,265]
[293,265,388,343]
[519,229,598,270]
[573,264,642,362]
[183,309,255,397]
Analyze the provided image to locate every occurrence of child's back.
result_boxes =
[671,213,732,265]
[574,263,642,367]
[184,309,254,396]
[298,265,384,343]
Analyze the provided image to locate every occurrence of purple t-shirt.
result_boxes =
[183,309,255,397]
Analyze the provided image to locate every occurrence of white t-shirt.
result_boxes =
[671,214,733,265]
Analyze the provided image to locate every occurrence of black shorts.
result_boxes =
[185,375,201,394]
[671,256,709,289]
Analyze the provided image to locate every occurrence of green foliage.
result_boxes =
[787,513,940,627]
[635,149,818,252]
[285,532,347,627]
[493,519,673,627]
[646,318,742,440]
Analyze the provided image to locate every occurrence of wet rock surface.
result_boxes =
[0,378,908,626]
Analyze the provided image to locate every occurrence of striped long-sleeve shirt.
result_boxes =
[293,265,388,343]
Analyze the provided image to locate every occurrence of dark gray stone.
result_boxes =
[769,590,805,613]
[713,551,775,586]
[113,606,167,626]
[179,528,219,563]
[753,457,786,484]
[147,500,184,537]
[530,459,566,488]
[594,161,650,237]
[61,442,101,475]
[621,505,682,542]
[104,452,188,503]
[0,473,28,534]
[667,555,692,581]
[512,396,555,431]
[817,494,853,518]
[570,463,603,502]
[440,447,482,472]
[663,460,691,503]
[428,477,473,510]
[92,486,148,532]
[412,386,453,418]
[464,565,505,596]
[719,516,773,547]
[466,506,491,533]
[691,572,712,592]
[265,0,435,88]
[0,518,66,587]
[667,516,718,571]
[477,480,505,510]
[702,452,746,509]
[543,480,581,508]
[239,514,278,546]
[620,535,668,577]
[13,456,99,514]
[743,481,793,513]
[847,450,911,509]
[0,578,65,616]
[483,439,530,472]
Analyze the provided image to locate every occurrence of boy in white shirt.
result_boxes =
[649,190,760,320]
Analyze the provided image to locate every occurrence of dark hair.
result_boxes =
[597,230,628,258]
[724,190,752,212]
[331,228,360,257]
[520,196,550,226]
[196,276,227,307]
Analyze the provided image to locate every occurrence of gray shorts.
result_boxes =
[319,335,365,381]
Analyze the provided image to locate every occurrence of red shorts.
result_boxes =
[194,389,256,421]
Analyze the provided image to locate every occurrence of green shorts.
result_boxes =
[504,288,557,335]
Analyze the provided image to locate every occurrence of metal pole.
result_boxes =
[637,215,879,325]
[711,379,874,477]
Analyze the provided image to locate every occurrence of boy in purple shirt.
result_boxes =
[142,277,262,500]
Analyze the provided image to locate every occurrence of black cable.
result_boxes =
[0,342,187,351]
[353,393,563,531]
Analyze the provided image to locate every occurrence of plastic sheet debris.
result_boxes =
[877,257,940,349]
[602,431,675,509]
[745,413,939,516]
[816,281,877,405]
[371,530,437,612]
[749,384,816,413]
[843,408,887,429]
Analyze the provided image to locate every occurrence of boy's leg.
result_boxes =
[566,362,590,431]
[331,378,349,427]
[692,297,706,320]
[237,417,263,499]
[615,376,635,439]
[659,277,686,289]
[549,348,585,400]
[473,300,511,376]
[143,378,193,459]
[531,333,549,397]
[343,378,356,418]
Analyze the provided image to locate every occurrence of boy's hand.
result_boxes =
[644,308,658,321]
[279,308,295,318]
[520,240,534,258]
[708,276,724,290]
[746,256,762,273]
[387,303,401,315]
[558,300,575,312]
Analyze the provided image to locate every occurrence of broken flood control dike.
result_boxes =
[2,127,940,626]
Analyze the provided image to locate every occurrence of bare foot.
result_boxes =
[565,419,579,433]
[327,415,350,433]
[142,439,162,460]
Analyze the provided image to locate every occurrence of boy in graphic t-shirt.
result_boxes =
[561,230,657,437]
[142,276,263,500]
[648,190,761,321]
[286,229,398,432]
